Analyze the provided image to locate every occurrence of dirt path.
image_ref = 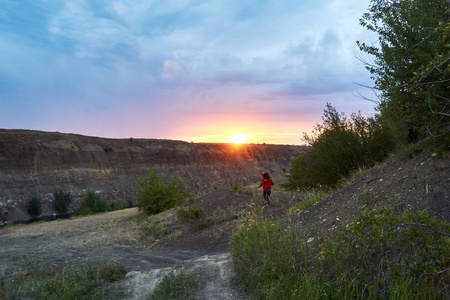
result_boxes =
[0,205,248,299]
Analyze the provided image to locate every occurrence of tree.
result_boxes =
[135,170,190,216]
[27,196,42,216]
[53,190,72,214]
[357,0,449,140]
[283,104,395,190]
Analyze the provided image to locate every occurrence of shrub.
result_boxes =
[27,196,42,216]
[53,190,72,214]
[135,170,189,216]
[110,200,131,211]
[75,191,109,216]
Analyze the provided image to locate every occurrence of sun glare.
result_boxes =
[228,133,247,144]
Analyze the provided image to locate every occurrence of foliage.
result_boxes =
[136,170,190,216]
[75,191,109,216]
[53,190,72,214]
[1,262,127,300]
[283,103,396,189]
[27,196,42,216]
[148,272,204,300]
[230,207,450,299]
[357,0,449,140]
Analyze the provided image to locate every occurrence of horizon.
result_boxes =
[0,0,377,145]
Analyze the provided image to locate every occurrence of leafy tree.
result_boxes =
[136,170,189,216]
[75,191,109,216]
[283,104,395,189]
[53,190,72,214]
[357,0,449,140]
[27,196,42,216]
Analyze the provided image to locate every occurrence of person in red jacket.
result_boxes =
[260,172,274,207]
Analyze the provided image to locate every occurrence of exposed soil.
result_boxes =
[1,145,448,299]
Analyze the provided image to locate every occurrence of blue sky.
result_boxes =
[0,0,377,144]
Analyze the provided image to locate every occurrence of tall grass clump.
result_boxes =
[148,272,204,300]
[230,207,450,299]
[1,262,127,300]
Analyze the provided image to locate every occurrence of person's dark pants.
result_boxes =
[263,189,271,206]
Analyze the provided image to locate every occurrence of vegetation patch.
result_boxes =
[230,207,450,299]
[1,262,127,300]
[148,272,204,300]
[177,207,212,230]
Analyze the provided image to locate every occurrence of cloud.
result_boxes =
[0,0,376,144]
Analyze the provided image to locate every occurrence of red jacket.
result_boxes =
[260,179,274,189]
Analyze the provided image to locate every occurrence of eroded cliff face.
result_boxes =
[0,129,307,223]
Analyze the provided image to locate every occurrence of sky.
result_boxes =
[0,0,378,145]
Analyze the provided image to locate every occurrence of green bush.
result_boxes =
[110,200,131,211]
[53,190,72,214]
[75,191,109,216]
[283,103,396,190]
[136,170,189,216]
[230,207,450,299]
[27,196,42,216]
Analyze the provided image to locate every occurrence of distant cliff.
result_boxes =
[0,129,308,223]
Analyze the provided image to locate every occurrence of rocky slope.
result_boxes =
[0,129,307,223]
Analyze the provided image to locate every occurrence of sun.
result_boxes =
[228,133,247,144]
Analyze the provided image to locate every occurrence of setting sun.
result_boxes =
[228,133,247,144]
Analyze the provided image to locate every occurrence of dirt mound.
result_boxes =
[289,148,450,242]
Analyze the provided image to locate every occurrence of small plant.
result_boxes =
[136,170,190,216]
[27,196,42,216]
[148,272,204,300]
[53,190,72,214]
[75,191,109,216]
[230,178,244,194]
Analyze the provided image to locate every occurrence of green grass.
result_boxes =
[148,272,204,300]
[230,207,450,299]
[1,262,128,300]
[288,191,330,216]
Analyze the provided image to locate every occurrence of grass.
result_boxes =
[230,206,450,299]
[1,262,128,300]
[148,272,204,300]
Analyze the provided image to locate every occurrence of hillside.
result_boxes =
[0,129,307,224]
[0,141,448,299]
